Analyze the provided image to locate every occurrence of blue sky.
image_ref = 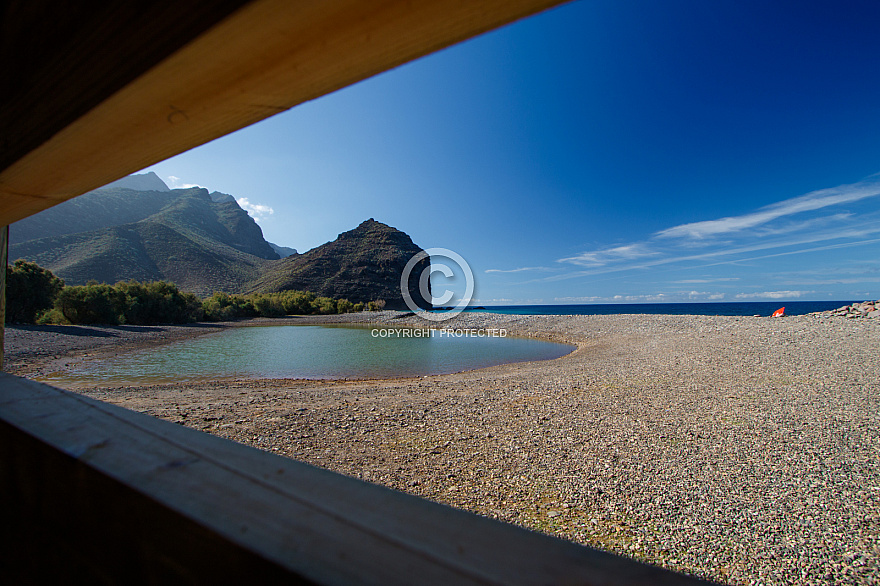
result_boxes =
[142,0,880,305]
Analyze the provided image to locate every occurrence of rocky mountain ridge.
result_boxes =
[250,218,431,310]
[10,173,430,307]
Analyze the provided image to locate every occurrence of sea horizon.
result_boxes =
[463,299,862,317]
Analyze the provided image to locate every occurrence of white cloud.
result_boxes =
[553,291,728,303]
[237,197,275,221]
[557,243,658,267]
[782,277,880,285]
[655,176,880,240]
[548,179,880,283]
[734,290,812,299]
[553,295,607,303]
[673,278,740,284]
[485,266,554,274]
[166,175,200,189]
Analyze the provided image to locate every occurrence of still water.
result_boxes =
[42,324,574,386]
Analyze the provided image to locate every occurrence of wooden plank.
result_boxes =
[0,374,715,585]
[0,0,251,175]
[0,226,5,370]
[0,0,570,226]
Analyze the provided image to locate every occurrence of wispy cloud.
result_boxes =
[167,175,200,189]
[734,290,812,299]
[557,243,658,267]
[782,277,880,285]
[547,174,880,284]
[237,197,275,222]
[655,176,880,239]
[673,277,740,284]
[554,290,727,303]
[485,266,554,274]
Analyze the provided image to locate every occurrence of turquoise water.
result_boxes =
[43,324,574,386]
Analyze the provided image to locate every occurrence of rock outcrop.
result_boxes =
[250,219,432,309]
[824,300,880,319]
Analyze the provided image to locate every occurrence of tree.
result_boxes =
[5,260,64,323]
[55,282,123,324]
[116,280,203,324]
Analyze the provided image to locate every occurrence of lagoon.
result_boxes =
[42,324,574,386]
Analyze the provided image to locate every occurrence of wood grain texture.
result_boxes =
[0,0,250,174]
[0,374,714,585]
[0,226,6,370]
[0,0,570,226]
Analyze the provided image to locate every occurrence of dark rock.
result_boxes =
[250,219,432,310]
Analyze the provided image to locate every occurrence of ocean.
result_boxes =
[464,300,860,317]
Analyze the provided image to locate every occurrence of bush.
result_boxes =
[200,290,365,319]
[116,280,202,324]
[5,260,64,323]
[55,282,123,324]
[313,297,337,315]
[4,260,366,324]
[279,290,316,315]
[202,291,258,321]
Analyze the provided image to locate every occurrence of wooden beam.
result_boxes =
[0,374,714,585]
[0,226,6,370]
[0,0,569,226]
[0,0,251,175]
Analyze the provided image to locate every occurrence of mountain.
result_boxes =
[10,174,432,308]
[10,187,181,243]
[100,171,170,192]
[209,191,236,204]
[10,184,280,296]
[250,219,431,309]
[268,242,298,258]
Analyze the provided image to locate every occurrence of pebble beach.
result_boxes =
[5,310,879,585]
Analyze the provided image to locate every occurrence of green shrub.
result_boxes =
[202,291,259,321]
[313,297,337,315]
[55,282,123,324]
[279,290,316,315]
[115,280,202,324]
[5,260,64,323]
[4,260,365,325]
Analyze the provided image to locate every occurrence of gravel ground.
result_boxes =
[5,311,880,585]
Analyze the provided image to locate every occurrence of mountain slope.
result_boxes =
[10,185,277,296]
[101,170,170,192]
[10,187,181,243]
[11,174,432,306]
[250,219,431,309]
[269,242,298,258]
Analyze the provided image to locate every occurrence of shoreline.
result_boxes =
[3,312,583,384]
[5,312,880,584]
